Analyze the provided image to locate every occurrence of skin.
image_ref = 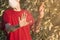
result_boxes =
[31,2,45,33]
[5,0,45,33]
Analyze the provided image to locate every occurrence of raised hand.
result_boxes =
[34,2,45,33]
[39,2,45,18]
[18,12,29,27]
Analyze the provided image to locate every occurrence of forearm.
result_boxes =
[31,17,42,33]
[36,16,42,26]
[5,24,20,33]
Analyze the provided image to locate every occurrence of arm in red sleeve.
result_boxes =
[2,10,20,33]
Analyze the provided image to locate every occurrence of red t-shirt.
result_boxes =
[2,9,34,40]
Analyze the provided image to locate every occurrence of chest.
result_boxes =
[10,12,23,25]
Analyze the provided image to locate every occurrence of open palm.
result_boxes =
[18,12,29,27]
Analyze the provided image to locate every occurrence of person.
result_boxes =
[2,0,44,40]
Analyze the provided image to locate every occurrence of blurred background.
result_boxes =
[0,0,60,40]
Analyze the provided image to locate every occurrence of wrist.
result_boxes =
[15,24,20,28]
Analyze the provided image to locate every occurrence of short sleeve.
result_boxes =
[2,10,12,25]
[2,10,11,30]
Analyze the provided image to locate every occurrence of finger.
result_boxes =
[18,17,21,22]
[40,2,45,8]
[41,2,44,6]
[21,12,26,19]
[23,12,26,18]
[21,12,27,21]
[23,12,27,21]
[21,13,24,20]
[23,12,27,18]
[39,4,45,11]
